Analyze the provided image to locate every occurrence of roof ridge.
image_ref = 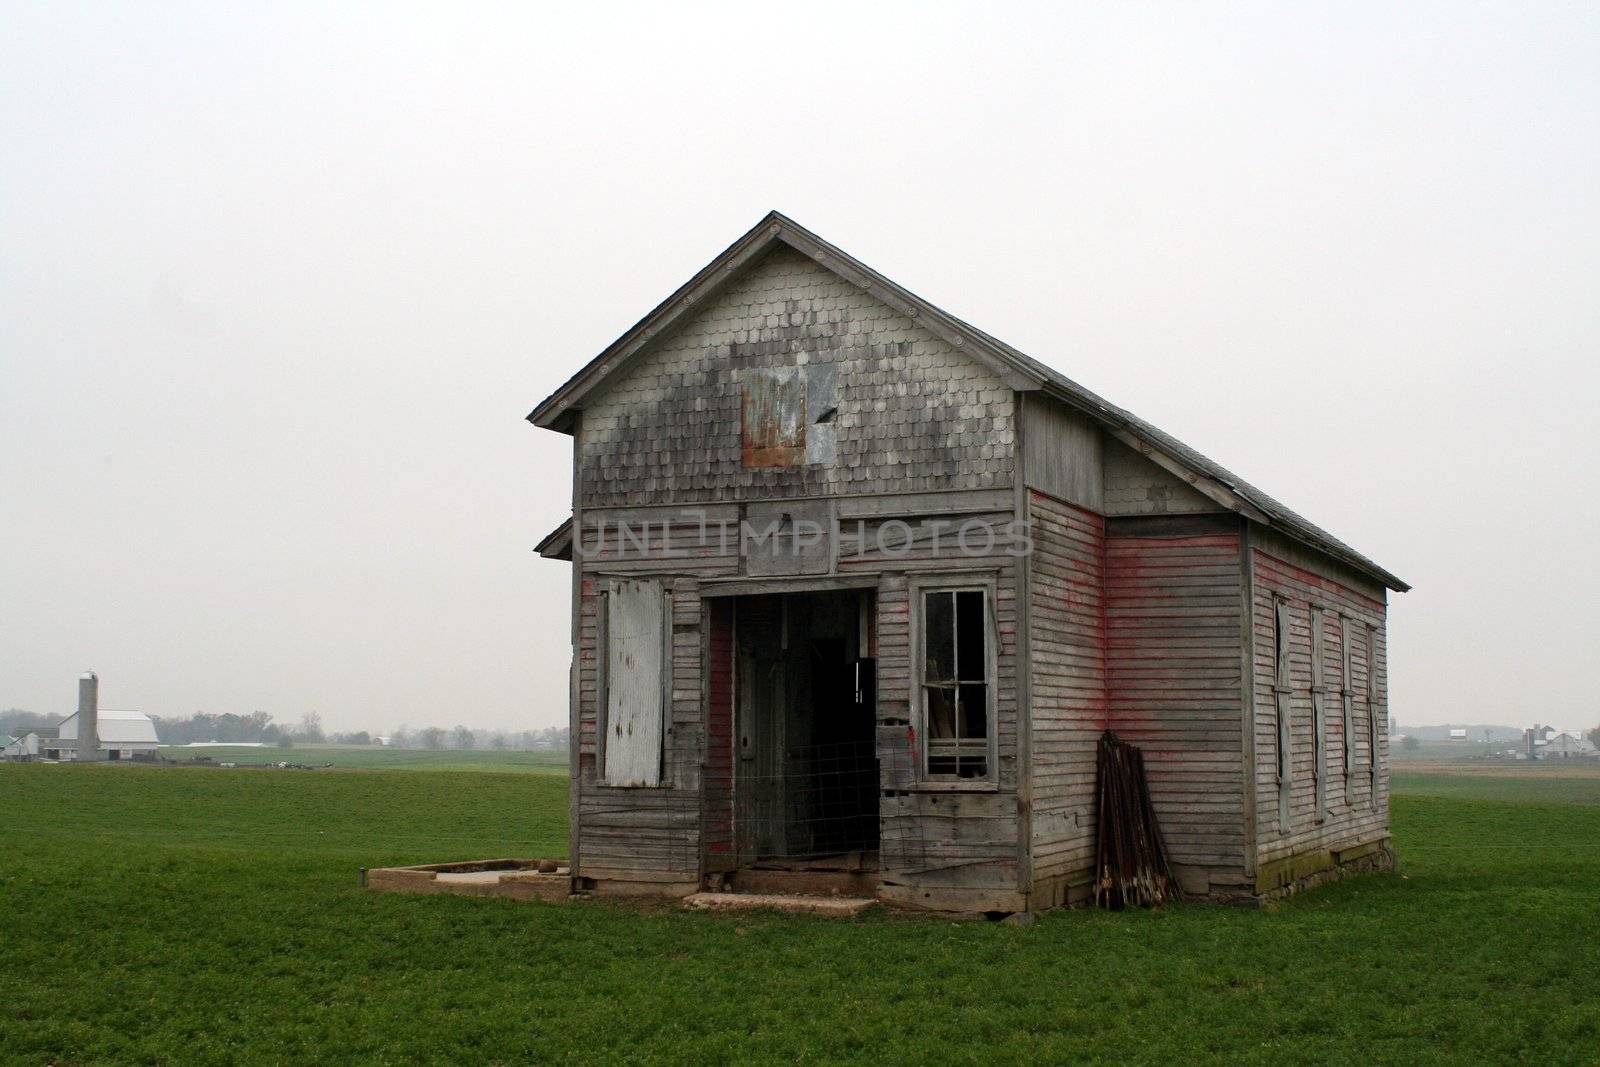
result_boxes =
[527,212,1408,592]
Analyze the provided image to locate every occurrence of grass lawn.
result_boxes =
[2,764,1597,1064]
[156,744,568,774]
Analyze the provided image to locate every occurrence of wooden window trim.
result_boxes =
[909,573,999,790]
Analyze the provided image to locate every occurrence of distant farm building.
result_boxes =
[531,213,1407,911]
[1541,732,1596,759]
[16,673,161,762]
[3,733,40,758]
[1448,728,1468,740]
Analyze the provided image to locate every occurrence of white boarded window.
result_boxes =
[603,578,669,787]
[1273,598,1292,782]
[1340,615,1355,784]
[1310,605,1328,823]
[1366,624,1381,802]
[1273,598,1294,829]
[917,585,994,780]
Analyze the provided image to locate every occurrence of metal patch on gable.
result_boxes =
[741,367,807,468]
[805,363,838,465]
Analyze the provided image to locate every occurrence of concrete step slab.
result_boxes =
[683,892,876,917]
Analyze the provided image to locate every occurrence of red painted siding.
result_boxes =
[1027,490,1107,886]
[1105,532,1247,892]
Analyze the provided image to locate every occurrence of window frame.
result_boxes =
[910,574,999,789]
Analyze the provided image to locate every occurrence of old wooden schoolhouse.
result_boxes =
[531,212,1408,913]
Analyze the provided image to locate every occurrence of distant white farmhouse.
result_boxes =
[1542,732,1597,759]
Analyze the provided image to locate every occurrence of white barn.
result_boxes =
[1542,732,1596,759]
[31,673,162,762]
[56,707,160,761]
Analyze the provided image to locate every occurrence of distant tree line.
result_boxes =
[1,708,56,737]
[386,725,569,751]
[146,710,332,747]
[3,706,569,752]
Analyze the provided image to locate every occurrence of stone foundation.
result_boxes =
[1253,837,1395,901]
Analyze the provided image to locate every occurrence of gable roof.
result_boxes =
[528,211,1408,592]
[535,517,573,561]
[58,708,161,745]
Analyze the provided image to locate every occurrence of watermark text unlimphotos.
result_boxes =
[576,509,1033,559]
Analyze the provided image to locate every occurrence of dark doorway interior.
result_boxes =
[725,590,879,869]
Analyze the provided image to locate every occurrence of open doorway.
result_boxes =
[706,589,878,890]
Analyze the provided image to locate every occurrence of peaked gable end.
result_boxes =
[579,246,1015,507]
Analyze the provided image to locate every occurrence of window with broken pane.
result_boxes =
[921,588,991,779]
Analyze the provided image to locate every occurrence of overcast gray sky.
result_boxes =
[3,2,1597,735]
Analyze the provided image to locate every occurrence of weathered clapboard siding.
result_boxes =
[576,787,702,883]
[576,511,742,576]
[835,512,1022,570]
[1023,400,1103,511]
[1026,490,1105,888]
[878,792,1021,896]
[571,574,708,884]
[875,567,1026,902]
[702,598,734,870]
[1104,527,1247,892]
[1250,537,1388,869]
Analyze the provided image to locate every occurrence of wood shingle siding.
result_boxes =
[577,248,1015,507]
[1102,439,1224,516]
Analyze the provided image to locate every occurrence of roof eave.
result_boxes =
[1038,380,1409,593]
[534,516,574,561]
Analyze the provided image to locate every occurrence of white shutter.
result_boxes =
[604,578,667,787]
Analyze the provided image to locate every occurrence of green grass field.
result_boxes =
[156,744,568,774]
[3,763,1597,1064]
